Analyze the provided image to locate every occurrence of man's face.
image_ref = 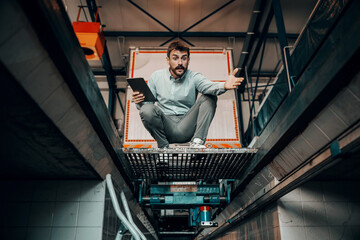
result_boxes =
[167,50,190,79]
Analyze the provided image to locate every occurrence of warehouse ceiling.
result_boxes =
[63,0,318,84]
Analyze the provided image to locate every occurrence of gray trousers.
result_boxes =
[139,95,217,148]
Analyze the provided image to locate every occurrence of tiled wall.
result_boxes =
[278,181,360,240]
[0,180,105,240]
[215,203,281,240]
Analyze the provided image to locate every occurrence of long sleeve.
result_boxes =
[193,72,227,96]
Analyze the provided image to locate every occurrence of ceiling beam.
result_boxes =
[182,0,235,34]
[92,68,278,78]
[103,31,299,39]
[127,0,175,34]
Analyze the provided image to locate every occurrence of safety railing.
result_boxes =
[243,0,349,144]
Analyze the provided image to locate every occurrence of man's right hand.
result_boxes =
[132,91,145,104]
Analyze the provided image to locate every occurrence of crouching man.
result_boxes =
[132,41,243,148]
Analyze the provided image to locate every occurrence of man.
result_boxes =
[132,41,243,148]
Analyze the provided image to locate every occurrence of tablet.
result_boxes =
[126,78,157,102]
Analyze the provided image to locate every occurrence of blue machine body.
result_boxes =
[140,184,227,208]
[139,181,233,228]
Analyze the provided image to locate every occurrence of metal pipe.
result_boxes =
[245,66,254,140]
[283,46,295,92]
[245,66,254,107]
[262,61,281,94]
[273,0,295,92]
[159,232,196,235]
[104,31,299,38]
[250,36,267,117]
[120,191,147,240]
[260,46,282,101]
[105,174,141,240]
[115,90,125,115]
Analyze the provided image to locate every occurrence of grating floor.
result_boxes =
[120,148,257,181]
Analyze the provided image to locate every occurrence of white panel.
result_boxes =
[125,49,240,148]
[207,90,238,140]
[129,49,232,80]
[126,94,154,141]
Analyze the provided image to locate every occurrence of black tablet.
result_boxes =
[126,78,157,102]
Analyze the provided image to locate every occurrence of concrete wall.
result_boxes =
[278,181,360,240]
[0,180,105,240]
[213,180,360,240]
[215,203,280,240]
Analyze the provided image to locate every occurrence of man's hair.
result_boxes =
[167,41,190,58]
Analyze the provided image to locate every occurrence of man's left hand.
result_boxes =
[224,68,244,90]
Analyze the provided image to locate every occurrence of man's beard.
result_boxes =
[171,65,187,78]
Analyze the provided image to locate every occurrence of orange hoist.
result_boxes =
[72,7,105,60]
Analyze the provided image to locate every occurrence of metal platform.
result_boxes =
[120,148,257,181]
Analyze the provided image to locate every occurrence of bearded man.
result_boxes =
[132,41,243,148]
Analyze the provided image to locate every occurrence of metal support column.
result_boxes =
[236,0,265,77]
[101,47,117,117]
[272,0,295,89]
[246,9,273,77]
[86,0,116,117]
[234,0,265,146]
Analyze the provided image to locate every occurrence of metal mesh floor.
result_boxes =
[120,148,257,181]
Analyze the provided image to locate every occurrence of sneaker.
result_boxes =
[190,138,206,148]
[159,146,169,150]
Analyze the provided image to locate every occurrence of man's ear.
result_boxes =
[166,56,170,65]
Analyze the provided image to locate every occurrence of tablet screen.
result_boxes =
[126,78,157,102]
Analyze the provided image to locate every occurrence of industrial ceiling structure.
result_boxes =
[63,0,316,74]
[63,0,318,143]
[64,0,316,90]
